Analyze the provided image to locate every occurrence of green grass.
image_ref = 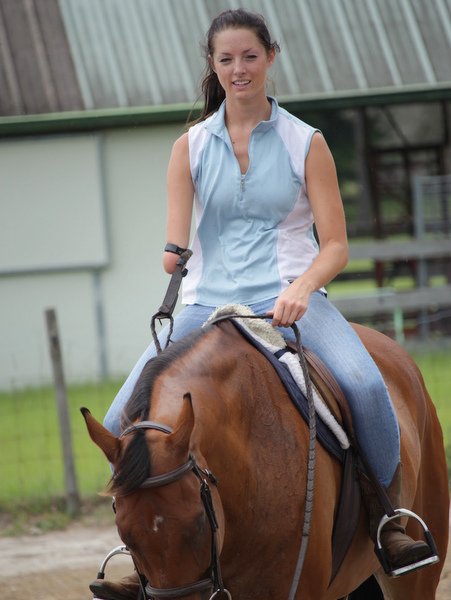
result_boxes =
[412,350,451,446]
[0,380,121,510]
[417,349,451,485]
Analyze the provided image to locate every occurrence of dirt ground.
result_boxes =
[0,518,450,599]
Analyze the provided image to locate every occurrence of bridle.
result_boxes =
[119,420,231,600]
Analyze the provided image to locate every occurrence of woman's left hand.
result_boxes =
[267,279,313,327]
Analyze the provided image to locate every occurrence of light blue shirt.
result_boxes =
[183,97,320,306]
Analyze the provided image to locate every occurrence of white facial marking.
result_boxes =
[152,515,164,532]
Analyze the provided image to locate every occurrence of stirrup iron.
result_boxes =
[375,508,439,577]
[92,545,146,600]
[94,544,131,582]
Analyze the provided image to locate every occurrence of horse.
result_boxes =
[82,317,449,600]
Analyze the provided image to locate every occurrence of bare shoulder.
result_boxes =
[171,131,189,155]
[305,131,338,184]
[308,131,334,161]
[168,131,190,173]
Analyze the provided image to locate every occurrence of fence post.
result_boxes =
[45,308,81,516]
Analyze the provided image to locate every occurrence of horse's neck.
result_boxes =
[188,336,304,476]
[151,325,306,483]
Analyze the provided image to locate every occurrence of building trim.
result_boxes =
[1,83,450,137]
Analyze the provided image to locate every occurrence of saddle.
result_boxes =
[298,344,354,438]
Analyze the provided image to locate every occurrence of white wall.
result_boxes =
[0,135,109,272]
[0,122,185,390]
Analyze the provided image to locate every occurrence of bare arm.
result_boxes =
[163,132,195,274]
[270,132,348,326]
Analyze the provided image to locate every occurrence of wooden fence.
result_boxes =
[331,239,451,342]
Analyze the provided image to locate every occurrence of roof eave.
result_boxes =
[280,82,451,111]
[1,83,450,137]
[0,102,199,138]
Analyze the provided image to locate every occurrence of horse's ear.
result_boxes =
[80,407,121,464]
[169,393,195,451]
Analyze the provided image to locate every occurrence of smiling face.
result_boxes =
[210,27,275,102]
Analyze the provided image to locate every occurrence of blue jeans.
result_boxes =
[104,292,400,487]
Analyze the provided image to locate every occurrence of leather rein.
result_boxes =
[120,421,231,600]
[143,251,317,600]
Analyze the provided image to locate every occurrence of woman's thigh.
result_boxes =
[295,293,400,485]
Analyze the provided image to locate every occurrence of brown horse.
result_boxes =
[82,319,449,600]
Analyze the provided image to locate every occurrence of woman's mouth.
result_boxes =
[233,80,250,87]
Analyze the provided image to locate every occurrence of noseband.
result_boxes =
[119,421,231,600]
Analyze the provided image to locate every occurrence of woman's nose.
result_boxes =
[233,59,245,74]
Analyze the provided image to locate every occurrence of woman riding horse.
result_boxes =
[90,8,443,600]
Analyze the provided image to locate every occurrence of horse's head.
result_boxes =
[81,395,226,599]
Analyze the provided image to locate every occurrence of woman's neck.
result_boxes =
[225,96,272,130]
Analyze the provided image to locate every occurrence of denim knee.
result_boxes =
[103,408,121,437]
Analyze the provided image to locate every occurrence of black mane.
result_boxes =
[109,325,210,496]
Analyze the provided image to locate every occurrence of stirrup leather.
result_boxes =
[375,508,439,577]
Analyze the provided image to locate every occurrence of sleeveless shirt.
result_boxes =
[182,97,320,306]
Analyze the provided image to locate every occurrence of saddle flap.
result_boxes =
[286,342,357,445]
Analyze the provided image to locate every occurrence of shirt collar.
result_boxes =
[205,96,278,139]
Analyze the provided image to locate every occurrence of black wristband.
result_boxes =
[164,243,188,256]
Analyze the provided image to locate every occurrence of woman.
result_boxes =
[92,9,432,600]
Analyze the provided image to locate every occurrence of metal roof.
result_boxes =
[0,0,450,121]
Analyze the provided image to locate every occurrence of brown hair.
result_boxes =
[195,8,280,122]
